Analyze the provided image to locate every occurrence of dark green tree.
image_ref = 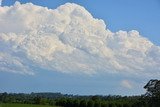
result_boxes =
[101,102,108,107]
[80,100,87,107]
[73,99,80,107]
[33,96,41,104]
[94,101,101,107]
[87,100,94,107]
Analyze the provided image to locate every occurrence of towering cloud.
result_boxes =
[0,2,160,77]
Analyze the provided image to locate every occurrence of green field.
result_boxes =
[0,103,58,107]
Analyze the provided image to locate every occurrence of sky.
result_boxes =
[0,0,160,95]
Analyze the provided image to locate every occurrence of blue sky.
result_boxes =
[0,0,160,95]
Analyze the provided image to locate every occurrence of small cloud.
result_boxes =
[120,80,133,89]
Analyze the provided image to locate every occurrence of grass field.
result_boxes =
[0,103,58,107]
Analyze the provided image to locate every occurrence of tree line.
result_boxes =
[0,79,160,107]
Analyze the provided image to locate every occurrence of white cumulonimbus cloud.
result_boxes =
[0,2,160,77]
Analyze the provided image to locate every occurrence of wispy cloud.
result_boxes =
[0,2,160,77]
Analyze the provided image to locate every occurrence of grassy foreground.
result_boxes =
[0,103,58,107]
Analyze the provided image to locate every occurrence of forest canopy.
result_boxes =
[0,79,160,107]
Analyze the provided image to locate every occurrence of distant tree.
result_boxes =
[1,92,8,103]
[55,98,67,106]
[101,102,108,107]
[108,103,114,107]
[48,99,55,106]
[123,103,130,107]
[94,101,101,107]
[33,96,41,104]
[66,98,74,107]
[73,99,80,107]
[115,103,122,107]
[87,100,94,107]
[80,100,87,107]
[40,98,48,105]
[131,101,147,107]
[91,96,100,101]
